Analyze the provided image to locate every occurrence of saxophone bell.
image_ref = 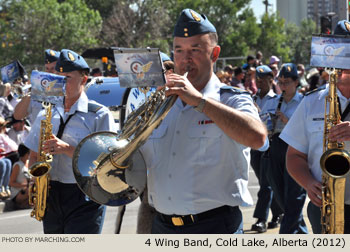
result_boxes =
[28,102,53,221]
[320,68,350,234]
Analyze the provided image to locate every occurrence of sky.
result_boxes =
[250,0,277,21]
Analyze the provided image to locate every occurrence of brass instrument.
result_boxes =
[28,102,53,221]
[320,68,350,233]
[72,73,184,205]
[11,83,31,98]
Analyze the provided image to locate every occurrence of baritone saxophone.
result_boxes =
[320,68,350,233]
[28,102,53,221]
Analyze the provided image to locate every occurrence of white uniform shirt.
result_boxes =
[140,74,260,215]
[24,92,117,183]
[280,84,350,204]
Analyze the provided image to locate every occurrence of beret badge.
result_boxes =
[190,10,201,22]
[68,52,75,61]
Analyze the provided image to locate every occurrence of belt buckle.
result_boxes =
[171,217,184,226]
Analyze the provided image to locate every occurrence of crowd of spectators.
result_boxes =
[216,53,324,96]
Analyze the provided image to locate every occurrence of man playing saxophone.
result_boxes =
[139,9,267,234]
[24,49,117,233]
[280,20,350,233]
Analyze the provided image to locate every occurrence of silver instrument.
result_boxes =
[72,83,179,206]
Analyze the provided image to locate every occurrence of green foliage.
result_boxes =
[0,0,318,70]
[257,12,290,65]
[0,0,102,66]
[285,18,316,66]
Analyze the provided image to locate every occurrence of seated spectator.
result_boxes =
[9,143,31,209]
[0,117,19,165]
[7,116,30,145]
[0,155,12,200]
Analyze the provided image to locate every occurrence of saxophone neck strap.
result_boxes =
[56,113,75,139]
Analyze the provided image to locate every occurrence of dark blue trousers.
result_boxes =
[307,201,350,234]
[43,181,106,234]
[151,206,243,234]
[267,134,308,234]
[251,149,283,221]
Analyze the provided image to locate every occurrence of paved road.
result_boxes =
[0,168,311,234]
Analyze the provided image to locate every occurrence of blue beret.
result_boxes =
[173,9,216,37]
[279,63,298,79]
[55,49,89,73]
[256,65,273,78]
[334,20,350,35]
[160,52,171,62]
[44,49,60,64]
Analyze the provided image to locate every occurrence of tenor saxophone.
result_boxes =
[320,68,350,233]
[28,102,53,221]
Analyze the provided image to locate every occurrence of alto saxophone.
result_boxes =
[28,102,53,221]
[320,68,350,233]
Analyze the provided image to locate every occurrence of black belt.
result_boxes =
[157,205,236,226]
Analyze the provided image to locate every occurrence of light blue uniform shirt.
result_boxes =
[27,99,44,125]
[255,89,276,112]
[24,92,117,184]
[263,91,303,133]
[280,84,350,204]
[140,74,260,215]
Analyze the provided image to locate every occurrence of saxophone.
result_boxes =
[28,102,53,221]
[320,68,350,233]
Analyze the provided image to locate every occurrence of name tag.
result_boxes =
[312,118,324,121]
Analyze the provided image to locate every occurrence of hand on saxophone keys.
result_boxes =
[328,121,350,142]
[42,135,75,158]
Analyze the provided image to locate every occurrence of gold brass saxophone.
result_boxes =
[320,68,350,233]
[28,102,53,221]
[72,73,186,206]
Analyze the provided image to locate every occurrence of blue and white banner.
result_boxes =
[114,48,165,88]
[30,70,66,104]
[310,35,350,69]
[0,61,20,83]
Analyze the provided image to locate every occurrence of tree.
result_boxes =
[285,18,316,66]
[256,12,290,64]
[101,0,171,53]
[0,0,102,67]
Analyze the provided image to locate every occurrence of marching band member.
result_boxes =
[24,49,117,234]
[14,49,60,125]
[250,65,283,233]
[139,8,267,234]
[280,20,350,233]
[264,63,307,233]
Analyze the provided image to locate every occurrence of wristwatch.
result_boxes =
[194,97,206,113]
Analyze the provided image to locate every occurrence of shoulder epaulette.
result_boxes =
[220,85,250,95]
[305,85,326,96]
[88,102,102,113]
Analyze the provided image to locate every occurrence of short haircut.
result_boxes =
[247,55,255,62]
[18,143,30,157]
[234,67,243,76]
[208,32,218,45]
